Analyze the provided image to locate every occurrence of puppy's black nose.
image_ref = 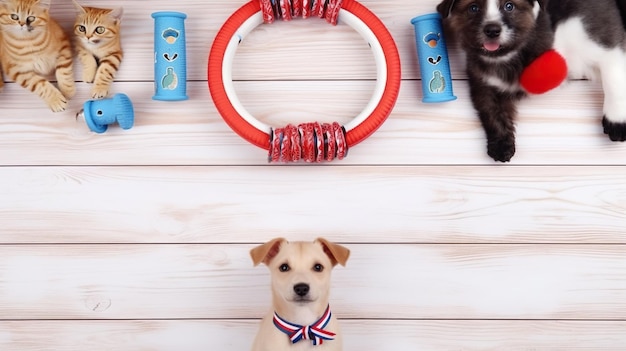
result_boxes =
[293,283,310,297]
[484,24,502,38]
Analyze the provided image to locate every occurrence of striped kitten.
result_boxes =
[0,0,75,112]
[73,1,123,99]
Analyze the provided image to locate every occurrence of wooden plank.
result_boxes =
[1,166,625,244]
[0,1,624,350]
[0,244,624,319]
[1,80,623,165]
[1,320,625,351]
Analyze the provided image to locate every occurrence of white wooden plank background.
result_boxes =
[1,244,625,319]
[1,166,625,243]
[1,0,625,350]
[2,321,626,350]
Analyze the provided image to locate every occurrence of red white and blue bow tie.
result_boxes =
[273,305,336,345]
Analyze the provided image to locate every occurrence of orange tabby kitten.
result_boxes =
[73,1,123,99]
[0,0,75,112]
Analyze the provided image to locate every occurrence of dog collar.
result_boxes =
[273,305,336,345]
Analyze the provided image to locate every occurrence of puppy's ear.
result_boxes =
[316,238,350,267]
[250,238,286,266]
[437,0,457,19]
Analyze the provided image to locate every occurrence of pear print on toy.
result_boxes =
[161,67,178,90]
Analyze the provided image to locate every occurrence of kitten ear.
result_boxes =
[37,0,52,10]
[72,0,86,14]
[109,7,124,22]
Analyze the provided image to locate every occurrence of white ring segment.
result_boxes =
[222,9,388,133]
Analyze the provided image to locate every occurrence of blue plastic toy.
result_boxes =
[152,11,188,101]
[411,13,457,103]
[79,93,134,133]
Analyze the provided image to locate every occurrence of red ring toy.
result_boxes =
[208,0,401,162]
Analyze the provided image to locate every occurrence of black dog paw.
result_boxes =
[487,137,516,163]
[603,116,626,142]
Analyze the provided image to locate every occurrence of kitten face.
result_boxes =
[0,0,50,36]
[73,4,122,47]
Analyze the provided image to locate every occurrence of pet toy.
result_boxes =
[208,0,401,163]
[411,13,457,103]
[152,11,188,101]
[77,93,134,133]
[520,49,568,95]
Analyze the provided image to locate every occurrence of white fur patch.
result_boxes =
[483,74,520,93]
[600,49,626,123]
[480,50,518,63]
[553,17,604,80]
[485,0,501,22]
[533,1,540,19]
[553,17,626,122]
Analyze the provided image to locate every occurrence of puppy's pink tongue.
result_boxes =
[484,42,500,51]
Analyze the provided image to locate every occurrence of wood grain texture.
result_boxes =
[0,244,624,320]
[0,80,622,165]
[0,166,625,244]
[1,320,625,351]
[1,0,625,349]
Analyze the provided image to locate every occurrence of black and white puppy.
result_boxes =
[437,0,626,162]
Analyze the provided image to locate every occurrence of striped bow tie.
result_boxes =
[272,305,336,345]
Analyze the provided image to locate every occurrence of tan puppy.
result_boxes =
[250,237,350,351]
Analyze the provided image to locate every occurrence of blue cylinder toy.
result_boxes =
[80,93,135,133]
[411,13,457,103]
[152,11,188,101]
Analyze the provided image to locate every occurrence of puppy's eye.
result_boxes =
[468,4,480,14]
[279,263,290,272]
[504,2,515,12]
[313,264,324,272]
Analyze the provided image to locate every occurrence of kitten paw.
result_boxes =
[603,116,626,142]
[487,137,516,163]
[91,87,109,99]
[47,94,68,113]
[83,70,96,84]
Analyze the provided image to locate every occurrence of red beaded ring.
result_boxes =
[208,0,401,163]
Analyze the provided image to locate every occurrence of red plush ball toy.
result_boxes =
[519,49,568,95]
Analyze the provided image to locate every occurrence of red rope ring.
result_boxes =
[208,0,401,162]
